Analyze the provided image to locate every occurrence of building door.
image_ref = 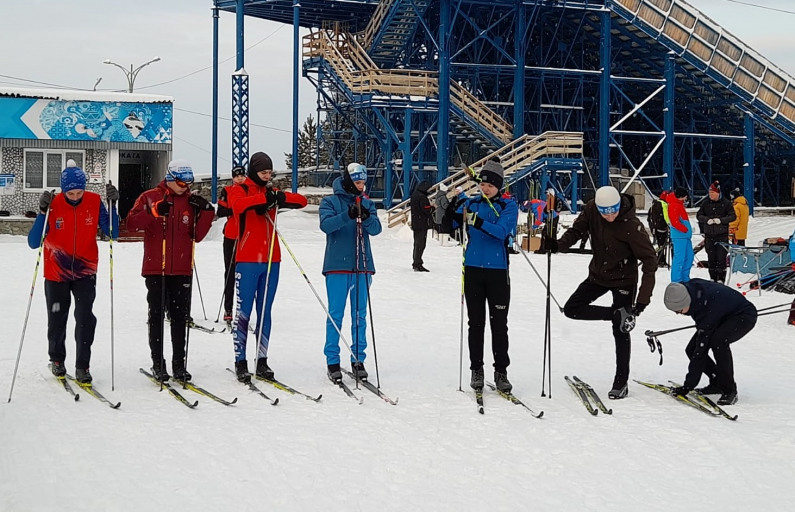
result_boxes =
[119,163,144,219]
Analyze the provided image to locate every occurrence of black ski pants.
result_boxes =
[465,266,510,372]
[563,280,635,385]
[685,312,756,393]
[223,236,237,314]
[145,275,192,364]
[654,230,670,267]
[44,276,97,369]
[412,229,428,268]
[705,235,728,282]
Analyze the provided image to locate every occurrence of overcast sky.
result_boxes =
[0,0,793,178]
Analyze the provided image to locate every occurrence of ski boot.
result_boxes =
[50,361,66,378]
[151,359,170,382]
[717,391,738,406]
[494,371,512,393]
[608,378,628,400]
[234,360,251,383]
[223,310,233,327]
[470,367,484,390]
[256,358,275,381]
[696,382,722,395]
[351,361,368,381]
[75,368,93,384]
[327,363,342,383]
[614,307,636,334]
[172,360,192,382]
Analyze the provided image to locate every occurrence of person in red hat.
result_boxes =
[696,181,736,283]
[216,165,248,325]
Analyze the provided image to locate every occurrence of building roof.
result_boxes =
[0,86,173,104]
[216,0,377,31]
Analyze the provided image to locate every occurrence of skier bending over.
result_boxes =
[544,185,657,399]
[28,162,119,383]
[319,163,382,382]
[664,279,757,405]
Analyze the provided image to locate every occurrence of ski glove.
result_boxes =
[466,211,484,230]
[670,386,690,397]
[188,194,213,212]
[347,203,370,221]
[267,189,286,209]
[631,303,647,316]
[39,190,54,213]
[151,199,172,217]
[106,183,120,203]
[544,235,559,254]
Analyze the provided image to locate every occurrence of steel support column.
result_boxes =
[599,9,611,186]
[437,0,451,183]
[211,2,219,202]
[291,0,300,193]
[399,108,413,208]
[513,1,526,139]
[663,53,675,192]
[744,113,755,215]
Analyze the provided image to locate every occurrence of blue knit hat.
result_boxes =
[347,163,367,182]
[61,161,87,192]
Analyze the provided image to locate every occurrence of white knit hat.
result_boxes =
[595,186,621,215]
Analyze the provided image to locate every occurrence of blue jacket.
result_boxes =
[319,177,382,274]
[463,194,518,270]
[682,278,757,388]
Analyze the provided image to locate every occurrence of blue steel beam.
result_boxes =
[212,2,219,202]
[437,0,451,183]
[663,53,674,192]
[599,9,610,186]
[744,114,755,215]
[292,0,299,192]
[513,0,526,139]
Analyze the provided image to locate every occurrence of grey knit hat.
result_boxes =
[479,160,504,189]
[664,282,691,311]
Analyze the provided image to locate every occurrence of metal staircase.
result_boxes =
[609,0,795,133]
[362,0,432,68]
[385,131,584,228]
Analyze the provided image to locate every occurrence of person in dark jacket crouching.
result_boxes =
[696,181,736,283]
[410,180,433,271]
[544,185,657,399]
[460,160,518,393]
[665,279,757,405]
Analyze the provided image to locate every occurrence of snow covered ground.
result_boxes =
[2,210,795,511]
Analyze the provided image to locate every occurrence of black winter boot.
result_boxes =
[327,363,342,383]
[50,361,66,378]
[172,360,192,382]
[235,360,251,383]
[717,391,738,406]
[75,368,93,384]
[470,368,484,390]
[151,359,170,382]
[351,362,368,381]
[256,358,274,380]
[696,382,722,395]
[494,371,512,393]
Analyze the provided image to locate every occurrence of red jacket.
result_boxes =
[217,184,239,240]
[228,178,307,264]
[43,192,102,282]
[663,192,690,234]
[126,181,214,276]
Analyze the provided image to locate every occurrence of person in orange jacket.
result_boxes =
[216,166,248,325]
[227,152,307,383]
[126,159,215,382]
[27,162,119,383]
[728,188,749,246]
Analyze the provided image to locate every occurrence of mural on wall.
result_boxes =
[0,97,172,144]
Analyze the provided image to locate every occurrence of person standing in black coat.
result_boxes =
[696,181,736,283]
[410,180,433,272]
[664,279,757,405]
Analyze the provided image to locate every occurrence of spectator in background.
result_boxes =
[728,188,749,246]
[410,180,433,272]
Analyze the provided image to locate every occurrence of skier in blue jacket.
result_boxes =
[319,163,382,382]
[460,160,518,393]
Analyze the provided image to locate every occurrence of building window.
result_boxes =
[24,150,85,191]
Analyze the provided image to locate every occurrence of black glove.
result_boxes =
[39,190,54,213]
[359,204,371,221]
[466,211,484,230]
[632,303,647,316]
[188,194,213,212]
[670,386,690,397]
[347,202,371,221]
[106,183,120,203]
[544,234,559,254]
[151,199,171,217]
[266,189,286,209]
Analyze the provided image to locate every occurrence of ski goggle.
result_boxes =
[173,177,193,188]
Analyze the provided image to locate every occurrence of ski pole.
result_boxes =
[193,260,208,321]
[517,247,563,312]
[7,205,52,403]
[757,302,792,313]
[254,203,279,378]
[264,214,359,361]
[458,211,467,392]
[357,203,380,389]
[108,196,116,391]
[541,190,555,398]
[183,211,198,389]
[159,212,168,391]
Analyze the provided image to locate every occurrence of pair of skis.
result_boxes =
[634,380,738,421]
[470,384,544,418]
[49,365,121,409]
[328,370,398,405]
[565,376,612,416]
[139,368,237,408]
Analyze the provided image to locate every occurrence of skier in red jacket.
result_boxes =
[227,152,307,383]
[126,159,215,382]
[216,165,247,325]
[28,162,119,383]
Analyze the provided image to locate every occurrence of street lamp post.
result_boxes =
[103,56,161,93]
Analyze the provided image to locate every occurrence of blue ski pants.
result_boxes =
[324,272,371,365]
[233,262,280,362]
[671,238,694,283]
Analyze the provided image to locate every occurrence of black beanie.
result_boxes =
[249,152,273,186]
[674,187,688,199]
[231,165,246,178]
[479,160,504,190]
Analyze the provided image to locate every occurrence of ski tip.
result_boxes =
[230,397,238,405]
[536,411,544,419]
[606,409,614,415]
[111,402,122,409]
[271,398,279,406]
[191,401,199,408]
[478,406,485,414]
[74,394,80,402]
[358,397,364,405]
